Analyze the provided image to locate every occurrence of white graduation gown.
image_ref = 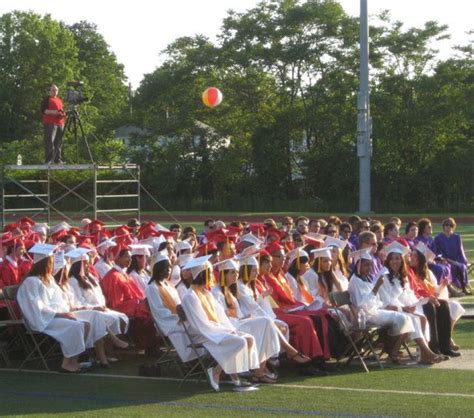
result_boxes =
[94,258,112,280]
[69,276,129,335]
[426,271,465,322]
[129,270,150,294]
[145,281,197,362]
[212,287,280,363]
[378,275,428,341]
[60,282,110,349]
[237,280,289,340]
[17,276,86,358]
[181,288,259,374]
[333,267,349,291]
[348,274,414,336]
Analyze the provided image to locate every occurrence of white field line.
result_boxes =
[1,368,474,399]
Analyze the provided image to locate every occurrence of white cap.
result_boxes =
[129,244,152,257]
[383,241,410,257]
[287,248,309,266]
[351,249,373,264]
[175,240,192,253]
[151,250,170,266]
[32,223,49,235]
[50,221,72,234]
[324,236,347,250]
[53,251,66,275]
[305,232,327,241]
[65,247,93,264]
[155,224,171,232]
[29,243,58,263]
[415,241,436,263]
[215,258,239,272]
[96,237,117,255]
[238,255,259,267]
[183,255,212,280]
[239,233,263,246]
[310,248,332,259]
[178,253,193,268]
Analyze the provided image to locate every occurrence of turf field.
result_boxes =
[1,214,472,417]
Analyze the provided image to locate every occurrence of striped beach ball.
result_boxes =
[202,87,223,108]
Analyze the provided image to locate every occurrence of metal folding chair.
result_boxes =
[329,290,384,373]
[176,304,217,389]
[2,285,60,370]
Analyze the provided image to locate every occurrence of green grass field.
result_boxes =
[1,213,473,417]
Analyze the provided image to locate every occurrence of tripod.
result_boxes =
[63,106,94,163]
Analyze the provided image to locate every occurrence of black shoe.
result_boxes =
[300,365,329,377]
[441,350,462,357]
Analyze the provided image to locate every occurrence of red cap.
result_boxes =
[50,229,69,243]
[248,223,266,236]
[79,238,95,249]
[86,220,105,233]
[111,242,130,260]
[196,241,218,257]
[1,234,23,249]
[226,225,243,235]
[3,223,20,233]
[266,228,287,241]
[69,227,81,237]
[19,217,35,227]
[265,241,285,256]
[259,249,270,257]
[137,224,160,239]
[302,235,323,249]
[23,239,36,250]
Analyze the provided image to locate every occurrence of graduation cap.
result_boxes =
[32,223,49,236]
[29,243,58,263]
[1,233,23,249]
[265,241,285,256]
[110,242,130,260]
[266,228,287,242]
[19,216,35,227]
[196,241,218,257]
[3,223,20,233]
[324,236,348,251]
[175,240,192,253]
[310,248,332,259]
[239,233,263,246]
[383,241,410,257]
[214,258,239,272]
[237,255,259,267]
[183,255,212,280]
[69,227,81,237]
[151,250,170,267]
[351,249,373,264]
[86,220,105,233]
[129,243,152,257]
[247,223,266,237]
[415,241,436,263]
[96,237,117,255]
[50,221,72,234]
[178,253,193,268]
[287,248,309,267]
[138,223,159,239]
[65,247,94,264]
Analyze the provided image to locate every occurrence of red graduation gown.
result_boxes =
[101,267,156,348]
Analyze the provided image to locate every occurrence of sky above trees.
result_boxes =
[1,0,473,88]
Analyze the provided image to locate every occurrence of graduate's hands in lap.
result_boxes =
[93,306,106,312]
[385,305,399,311]
[402,306,416,313]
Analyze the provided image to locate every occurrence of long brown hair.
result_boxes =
[27,256,54,285]
[412,250,430,282]
[384,252,408,288]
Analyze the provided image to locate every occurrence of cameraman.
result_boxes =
[41,83,65,164]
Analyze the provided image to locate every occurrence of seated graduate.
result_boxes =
[408,242,463,358]
[236,255,311,366]
[325,237,350,291]
[66,248,129,356]
[145,252,198,362]
[348,248,414,364]
[127,244,152,294]
[434,218,471,295]
[17,244,89,373]
[212,258,281,383]
[100,244,158,351]
[180,255,260,391]
[377,242,443,364]
[0,235,25,288]
[94,238,116,280]
[258,249,326,371]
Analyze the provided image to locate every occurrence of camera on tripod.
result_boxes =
[64,81,89,106]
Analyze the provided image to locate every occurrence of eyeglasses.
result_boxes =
[327,230,337,234]
[444,224,454,228]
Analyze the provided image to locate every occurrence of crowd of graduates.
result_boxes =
[0,214,470,391]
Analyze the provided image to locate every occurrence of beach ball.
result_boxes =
[202,87,223,108]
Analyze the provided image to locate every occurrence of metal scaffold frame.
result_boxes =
[1,164,140,228]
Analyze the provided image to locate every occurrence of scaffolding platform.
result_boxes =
[1,163,140,228]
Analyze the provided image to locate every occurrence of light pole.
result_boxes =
[357,0,372,213]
